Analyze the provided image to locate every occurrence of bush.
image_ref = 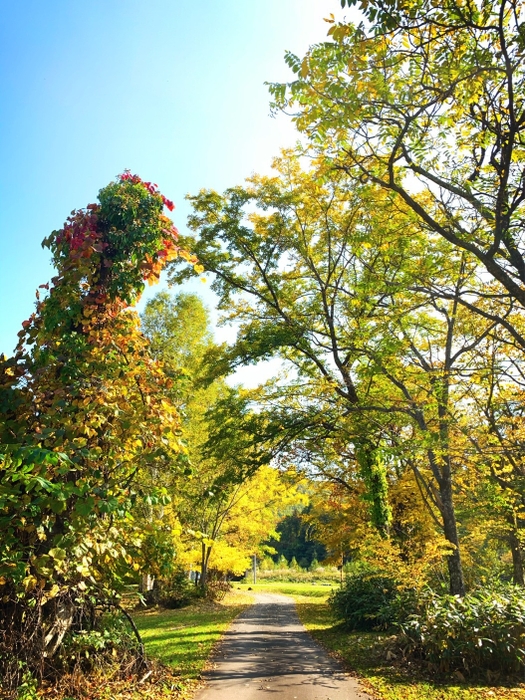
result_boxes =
[205,578,232,601]
[61,612,138,667]
[143,568,197,609]
[399,584,525,675]
[256,567,340,584]
[330,567,413,630]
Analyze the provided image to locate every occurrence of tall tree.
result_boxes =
[142,290,295,586]
[270,0,525,344]
[0,173,194,688]
[169,151,499,594]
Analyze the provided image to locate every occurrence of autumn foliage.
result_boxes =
[0,173,194,692]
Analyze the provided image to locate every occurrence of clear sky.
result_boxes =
[0,0,356,359]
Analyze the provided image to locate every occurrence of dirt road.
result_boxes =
[195,592,372,700]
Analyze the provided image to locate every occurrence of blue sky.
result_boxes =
[0,1,355,357]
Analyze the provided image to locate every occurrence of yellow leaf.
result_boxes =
[300,58,309,79]
[22,575,38,592]
[48,584,60,598]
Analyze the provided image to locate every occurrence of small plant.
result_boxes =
[57,611,139,675]
[15,667,38,700]
[205,579,232,601]
[146,568,197,609]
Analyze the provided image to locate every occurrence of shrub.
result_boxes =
[143,568,197,609]
[330,567,414,630]
[399,584,525,675]
[61,612,138,667]
[256,567,340,584]
[205,578,232,601]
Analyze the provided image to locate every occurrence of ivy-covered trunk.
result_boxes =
[0,173,191,693]
[356,442,392,538]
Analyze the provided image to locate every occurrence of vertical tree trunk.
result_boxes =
[200,541,207,588]
[509,529,525,585]
[356,441,391,538]
[438,470,466,596]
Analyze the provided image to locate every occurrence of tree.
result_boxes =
[179,463,305,582]
[454,327,525,584]
[270,0,525,345]
[267,508,327,569]
[0,173,195,689]
[142,290,213,385]
[142,290,303,587]
[169,151,505,594]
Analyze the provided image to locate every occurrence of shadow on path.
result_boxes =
[196,593,371,700]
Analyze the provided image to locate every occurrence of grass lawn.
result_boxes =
[237,581,525,700]
[133,588,253,682]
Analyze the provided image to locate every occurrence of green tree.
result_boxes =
[267,509,327,568]
[270,0,525,343]
[141,291,292,587]
[169,151,503,595]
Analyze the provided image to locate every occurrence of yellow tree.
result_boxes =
[271,0,525,346]
[177,464,306,581]
[169,151,503,595]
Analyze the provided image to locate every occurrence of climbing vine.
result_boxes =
[0,173,196,691]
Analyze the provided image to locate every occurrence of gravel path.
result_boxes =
[194,592,372,700]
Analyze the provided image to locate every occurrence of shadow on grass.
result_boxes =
[295,601,525,699]
[132,603,248,679]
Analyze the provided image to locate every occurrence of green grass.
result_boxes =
[237,580,337,597]
[240,581,525,700]
[133,589,253,680]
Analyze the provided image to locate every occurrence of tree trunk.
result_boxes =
[200,542,214,589]
[42,599,75,658]
[200,541,207,588]
[439,474,466,596]
[509,529,525,585]
[138,574,155,594]
[356,441,391,537]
